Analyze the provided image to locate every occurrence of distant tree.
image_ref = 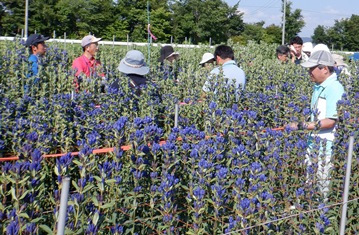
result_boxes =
[28,0,58,36]
[312,25,328,44]
[327,19,346,51]
[0,0,24,36]
[264,24,282,44]
[240,22,266,44]
[282,1,305,43]
[227,2,245,38]
[343,14,359,51]
[171,0,244,44]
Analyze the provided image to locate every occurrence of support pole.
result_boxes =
[340,136,355,235]
[64,32,67,50]
[25,0,29,38]
[127,34,129,50]
[281,0,286,45]
[147,0,151,66]
[174,103,179,128]
[57,177,70,235]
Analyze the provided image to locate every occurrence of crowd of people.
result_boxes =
[24,33,350,198]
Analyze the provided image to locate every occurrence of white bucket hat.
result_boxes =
[199,53,215,65]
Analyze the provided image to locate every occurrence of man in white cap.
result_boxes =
[72,35,102,89]
[292,50,345,197]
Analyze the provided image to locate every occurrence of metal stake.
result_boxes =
[57,177,71,235]
[340,136,355,235]
[174,103,179,128]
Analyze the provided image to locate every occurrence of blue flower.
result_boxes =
[216,167,228,179]
[250,162,262,172]
[26,131,38,142]
[6,220,19,235]
[209,101,217,109]
[113,116,128,131]
[110,224,123,234]
[193,186,205,200]
[86,222,98,234]
[296,188,304,197]
[240,198,250,210]
[25,223,36,234]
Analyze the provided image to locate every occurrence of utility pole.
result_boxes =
[281,0,286,45]
[25,0,29,37]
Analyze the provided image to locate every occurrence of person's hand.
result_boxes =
[288,122,299,130]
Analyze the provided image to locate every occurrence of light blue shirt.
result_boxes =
[202,60,246,92]
[310,73,344,122]
[309,72,345,155]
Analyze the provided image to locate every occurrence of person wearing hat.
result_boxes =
[199,53,215,69]
[291,50,345,197]
[72,35,103,90]
[202,45,246,97]
[25,34,49,77]
[332,54,350,76]
[158,45,180,81]
[275,45,290,64]
[302,42,313,58]
[111,50,150,96]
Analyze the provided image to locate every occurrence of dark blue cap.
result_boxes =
[25,34,49,47]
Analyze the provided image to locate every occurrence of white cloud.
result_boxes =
[238,7,282,26]
[322,6,340,15]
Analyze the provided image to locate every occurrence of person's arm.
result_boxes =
[298,118,337,130]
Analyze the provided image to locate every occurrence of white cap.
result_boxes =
[199,53,215,65]
[302,42,313,53]
[81,35,102,47]
[312,43,330,54]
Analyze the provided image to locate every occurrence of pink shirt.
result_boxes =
[72,55,101,77]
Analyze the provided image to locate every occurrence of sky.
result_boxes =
[224,0,359,37]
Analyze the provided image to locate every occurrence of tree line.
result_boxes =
[1,0,305,45]
[312,14,359,51]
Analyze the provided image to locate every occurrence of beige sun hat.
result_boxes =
[332,54,348,67]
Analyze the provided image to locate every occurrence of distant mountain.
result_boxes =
[302,37,312,43]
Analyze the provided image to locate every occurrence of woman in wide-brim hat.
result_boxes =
[158,45,180,63]
[158,46,181,81]
[111,50,150,95]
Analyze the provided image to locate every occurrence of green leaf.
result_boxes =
[39,224,53,234]
[93,211,99,225]
[10,187,17,201]
[101,201,115,209]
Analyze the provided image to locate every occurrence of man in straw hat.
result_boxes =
[291,50,345,198]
